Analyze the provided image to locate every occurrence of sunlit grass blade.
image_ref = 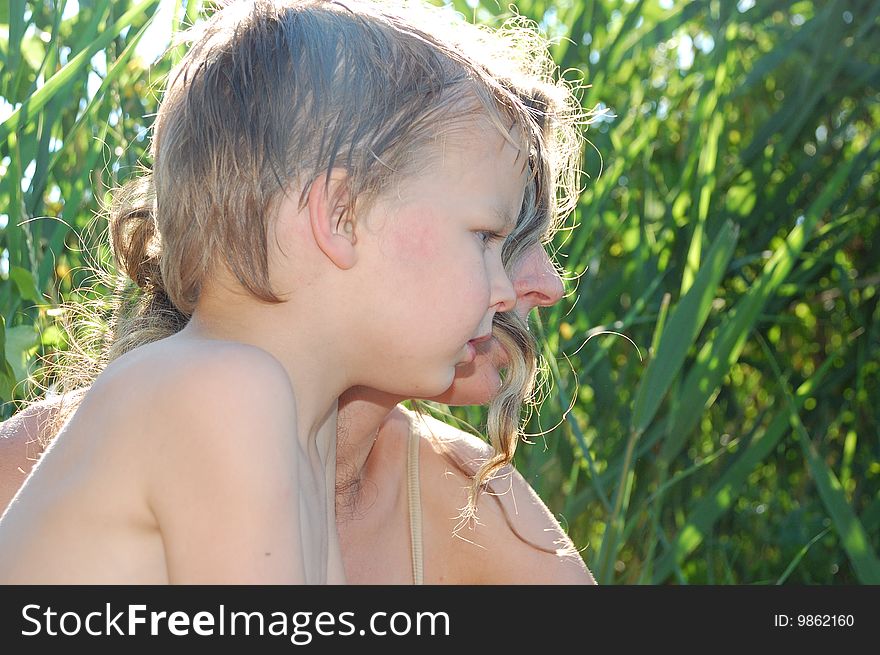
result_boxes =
[775,527,832,585]
[40,14,155,191]
[651,352,840,582]
[661,135,879,463]
[0,316,18,401]
[631,220,738,436]
[0,0,160,145]
[759,336,880,584]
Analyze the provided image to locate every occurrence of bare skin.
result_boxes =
[333,241,594,584]
[336,405,594,584]
[0,126,524,585]
[0,340,339,583]
[0,242,595,585]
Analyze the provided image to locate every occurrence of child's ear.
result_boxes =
[307,169,357,270]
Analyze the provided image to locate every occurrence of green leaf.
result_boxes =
[0,0,160,145]
[40,8,156,192]
[759,337,880,584]
[652,352,839,582]
[662,134,879,463]
[39,324,64,349]
[8,265,42,304]
[630,220,738,436]
[775,527,832,585]
[4,324,39,384]
[0,317,18,401]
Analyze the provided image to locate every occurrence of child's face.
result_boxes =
[354,122,526,398]
[429,241,565,407]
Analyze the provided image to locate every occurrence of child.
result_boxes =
[0,0,565,583]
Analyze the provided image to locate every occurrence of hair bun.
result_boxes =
[107,175,163,291]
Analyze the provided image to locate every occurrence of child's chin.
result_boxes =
[433,365,502,407]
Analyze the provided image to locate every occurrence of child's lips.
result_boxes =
[461,340,477,364]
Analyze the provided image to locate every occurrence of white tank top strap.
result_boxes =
[406,419,424,585]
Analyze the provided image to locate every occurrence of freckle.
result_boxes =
[265,552,271,557]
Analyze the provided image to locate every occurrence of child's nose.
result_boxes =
[512,244,564,319]
[491,256,518,314]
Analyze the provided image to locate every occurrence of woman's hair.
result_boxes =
[420,82,581,522]
[29,0,587,513]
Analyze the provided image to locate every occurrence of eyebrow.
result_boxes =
[494,206,518,234]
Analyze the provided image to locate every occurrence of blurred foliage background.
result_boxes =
[1,0,878,584]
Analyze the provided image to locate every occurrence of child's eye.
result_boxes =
[477,231,504,247]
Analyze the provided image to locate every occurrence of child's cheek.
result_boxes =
[384,209,440,264]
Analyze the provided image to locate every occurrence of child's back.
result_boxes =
[0,334,336,584]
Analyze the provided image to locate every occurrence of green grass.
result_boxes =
[2,0,878,584]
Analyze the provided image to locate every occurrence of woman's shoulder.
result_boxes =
[407,408,596,584]
[0,399,54,514]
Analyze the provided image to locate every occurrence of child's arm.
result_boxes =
[144,346,308,584]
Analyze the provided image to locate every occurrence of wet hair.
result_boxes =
[27,0,587,514]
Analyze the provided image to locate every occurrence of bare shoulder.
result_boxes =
[117,337,306,583]
[413,410,596,584]
[123,337,300,482]
[0,398,59,514]
[72,337,298,453]
[105,336,294,401]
